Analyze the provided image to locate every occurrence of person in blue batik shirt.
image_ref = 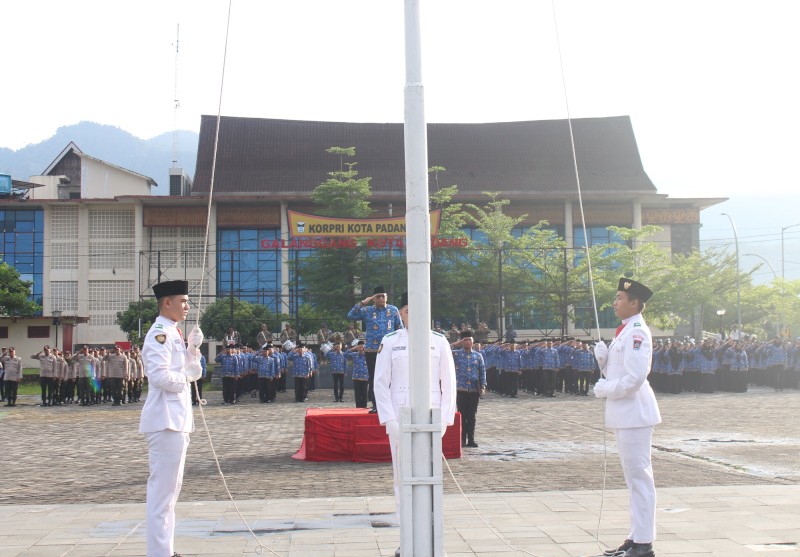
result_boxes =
[347,285,401,413]
[327,341,348,402]
[347,340,370,408]
[451,329,486,447]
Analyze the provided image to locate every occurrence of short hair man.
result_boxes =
[139,280,204,557]
[347,285,402,413]
[593,278,661,557]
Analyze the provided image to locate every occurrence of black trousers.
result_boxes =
[456,390,480,442]
[354,380,369,408]
[222,376,236,403]
[40,376,55,404]
[190,379,204,404]
[4,380,18,403]
[294,376,307,402]
[332,373,345,400]
[365,351,378,409]
[109,377,123,404]
[258,377,271,402]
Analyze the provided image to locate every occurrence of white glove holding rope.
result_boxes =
[593,340,608,375]
[184,325,204,382]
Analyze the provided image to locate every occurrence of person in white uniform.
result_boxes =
[139,280,204,557]
[374,291,457,557]
[593,278,661,557]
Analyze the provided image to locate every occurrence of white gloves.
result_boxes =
[594,378,607,398]
[184,325,204,381]
[184,360,203,382]
[187,325,204,351]
[385,419,399,441]
[593,340,608,373]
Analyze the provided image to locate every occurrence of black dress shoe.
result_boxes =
[623,542,654,557]
[467,441,479,448]
[604,539,633,555]
[368,407,378,414]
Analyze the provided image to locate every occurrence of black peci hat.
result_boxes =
[373,285,387,295]
[460,329,474,339]
[399,291,408,308]
[617,277,653,303]
[153,280,189,299]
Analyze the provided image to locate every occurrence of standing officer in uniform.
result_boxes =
[327,341,348,402]
[139,280,203,557]
[3,348,22,406]
[451,329,487,447]
[104,346,129,406]
[374,291,456,551]
[31,345,58,406]
[347,285,401,413]
[593,278,661,557]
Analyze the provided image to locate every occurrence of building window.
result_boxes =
[28,325,50,339]
[0,326,8,339]
[217,228,282,311]
[0,208,44,313]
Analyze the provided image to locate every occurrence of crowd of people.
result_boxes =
[0,344,150,407]
[649,335,800,394]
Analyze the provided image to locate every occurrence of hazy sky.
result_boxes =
[4,0,800,201]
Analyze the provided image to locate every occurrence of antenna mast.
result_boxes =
[171,23,180,168]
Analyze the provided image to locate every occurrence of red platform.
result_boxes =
[292,408,462,462]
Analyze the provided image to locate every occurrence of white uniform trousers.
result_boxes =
[615,426,656,543]
[146,430,190,557]
[387,424,402,517]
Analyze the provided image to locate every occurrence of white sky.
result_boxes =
[4,0,800,200]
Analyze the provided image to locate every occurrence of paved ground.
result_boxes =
[0,385,798,555]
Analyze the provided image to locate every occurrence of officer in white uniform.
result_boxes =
[594,278,661,557]
[139,280,203,557]
[374,292,456,556]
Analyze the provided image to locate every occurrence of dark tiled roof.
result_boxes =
[192,115,656,196]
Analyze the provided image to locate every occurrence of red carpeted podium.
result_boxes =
[292,408,462,462]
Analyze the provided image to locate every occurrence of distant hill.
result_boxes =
[0,122,198,196]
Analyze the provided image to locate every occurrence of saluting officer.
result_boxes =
[3,348,22,406]
[31,345,58,407]
[593,278,661,557]
[104,346,129,406]
[347,285,402,413]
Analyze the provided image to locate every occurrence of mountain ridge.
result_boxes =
[0,122,198,196]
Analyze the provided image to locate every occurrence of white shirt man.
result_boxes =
[139,280,203,557]
[373,291,456,556]
[593,278,661,557]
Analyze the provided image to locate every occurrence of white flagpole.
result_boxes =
[403,0,440,555]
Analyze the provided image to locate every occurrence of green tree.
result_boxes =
[199,298,284,347]
[0,260,41,316]
[116,298,159,346]
[299,147,378,327]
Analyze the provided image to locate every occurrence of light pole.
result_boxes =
[743,253,777,282]
[721,213,742,335]
[52,310,62,351]
[716,308,726,336]
[781,223,800,281]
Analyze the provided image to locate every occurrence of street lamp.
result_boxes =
[781,223,800,281]
[716,308,726,337]
[743,253,777,281]
[52,310,62,351]
[721,213,742,336]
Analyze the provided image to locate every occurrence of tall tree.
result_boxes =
[0,261,41,316]
[298,147,378,328]
[116,299,159,346]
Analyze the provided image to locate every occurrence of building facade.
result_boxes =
[0,116,723,355]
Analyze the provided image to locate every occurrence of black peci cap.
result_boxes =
[153,280,189,299]
[617,277,653,302]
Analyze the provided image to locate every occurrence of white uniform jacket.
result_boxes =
[594,314,661,429]
[139,316,193,434]
[374,328,457,430]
